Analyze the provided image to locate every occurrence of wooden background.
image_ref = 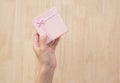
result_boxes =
[0,0,120,83]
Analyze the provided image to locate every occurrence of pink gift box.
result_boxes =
[32,7,68,43]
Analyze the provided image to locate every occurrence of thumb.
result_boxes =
[33,32,39,48]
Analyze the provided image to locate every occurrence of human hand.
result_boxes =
[33,32,60,69]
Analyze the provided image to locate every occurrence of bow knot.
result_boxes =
[37,19,45,27]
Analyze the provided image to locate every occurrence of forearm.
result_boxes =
[33,33,59,83]
[35,65,55,83]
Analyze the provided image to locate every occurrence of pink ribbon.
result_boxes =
[36,12,58,40]
[36,18,52,40]
[37,19,45,27]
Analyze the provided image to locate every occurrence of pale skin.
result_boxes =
[33,32,60,83]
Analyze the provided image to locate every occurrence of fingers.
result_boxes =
[33,31,60,49]
[39,34,47,46]
[33,32,39,48]
[49,37,60,49]
[48,40,55,47]
[33,32,47,48]
[53,37,60,47]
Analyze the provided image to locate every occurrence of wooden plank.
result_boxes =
[0,0,120,83]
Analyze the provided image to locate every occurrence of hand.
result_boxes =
[33,32,60,69]
[33,32,60,83]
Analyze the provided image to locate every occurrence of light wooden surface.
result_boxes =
[0,0,120,83]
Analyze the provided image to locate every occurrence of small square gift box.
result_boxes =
[32,7,68,43]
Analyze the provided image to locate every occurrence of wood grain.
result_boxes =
[0,0,120,83]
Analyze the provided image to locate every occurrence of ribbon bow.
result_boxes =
[36,11,57,41]
[36,18,52,41]
[37,19,45,27]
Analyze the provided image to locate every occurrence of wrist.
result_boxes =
[36,65,55,78]
[35,64,55,83]
[41,64,56,72]
[37,64,56,74]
